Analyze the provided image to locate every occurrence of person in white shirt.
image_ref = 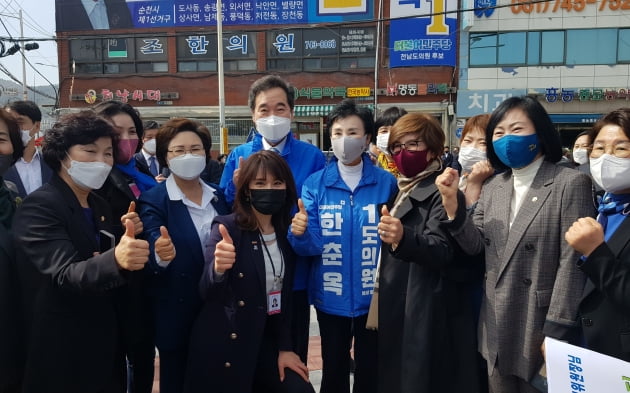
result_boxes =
[4,101,52,198]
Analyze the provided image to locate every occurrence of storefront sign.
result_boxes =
[79,89,179,103]
[542,87,630,103]
[386,83,454,96]
[456,89,525,117]
[267,27,375,59]
[347,87,371,97]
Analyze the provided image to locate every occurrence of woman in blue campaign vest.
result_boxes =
[289,99,398,393]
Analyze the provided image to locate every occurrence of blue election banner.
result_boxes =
[126,0,372,28]
[388,0,457,68]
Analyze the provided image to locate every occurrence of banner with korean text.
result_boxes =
[55,0,373,31]
[545,337,630,393]
[388,0,457,67]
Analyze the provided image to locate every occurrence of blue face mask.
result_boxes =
[492,133,539,169]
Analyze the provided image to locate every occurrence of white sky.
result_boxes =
[0,0,59,86]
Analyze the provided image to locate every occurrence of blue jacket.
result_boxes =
[288,155,398,317]
[138,180,229,351]
[219,131,326,290]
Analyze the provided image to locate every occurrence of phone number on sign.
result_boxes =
[511,0,630,13]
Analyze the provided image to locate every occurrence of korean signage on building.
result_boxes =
[456,89,526,117]
[389,0,457,67]
[541,87,630,103]
[267,27,375,59]
[55,0,373,31]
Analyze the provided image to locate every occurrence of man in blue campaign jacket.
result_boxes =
[288,99,398,393]
[219,75,326,363]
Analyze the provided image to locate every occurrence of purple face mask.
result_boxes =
[116,139,139,164]
[392,149,429,177]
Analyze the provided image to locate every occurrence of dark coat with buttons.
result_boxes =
[578,216,630,362]
[183,213,296,393]
[378,170,481,393]
[443,161,594,381]
[12,174,127,393]
[138,179,229,351]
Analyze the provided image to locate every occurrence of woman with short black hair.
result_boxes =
[437,96,595,393]
[13,111,150,393]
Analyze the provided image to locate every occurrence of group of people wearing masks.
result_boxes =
[1,75,630,393]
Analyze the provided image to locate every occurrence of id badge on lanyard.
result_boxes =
[261,233,284,315]
[267,290,281,314]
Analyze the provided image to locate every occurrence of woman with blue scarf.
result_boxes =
[566,107,630,363]
[94,100,158,393]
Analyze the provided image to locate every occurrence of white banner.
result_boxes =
[545,337,630,392]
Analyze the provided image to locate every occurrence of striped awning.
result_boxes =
[294,105,336,117]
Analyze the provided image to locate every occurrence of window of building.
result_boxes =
[70,36,168,75]
[540,31,564,65]
[469,33,497,66]
[566,29,616,65]
[619,29,630,62]
[498,32,526,65]
[527,31,540,65]
[469,29,630,67]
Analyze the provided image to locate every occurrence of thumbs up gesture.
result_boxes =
[232,156,245,188]
[120,201,143,236]
[378,205,403,246]
[155,226,176,262]
[291,198,308,236]
[214,224,236,274]
[115,219,150,271]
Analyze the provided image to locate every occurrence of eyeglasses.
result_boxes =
[390,140,424,155]
[167,146,204,156]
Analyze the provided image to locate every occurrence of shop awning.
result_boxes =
[294,103,375,117]
[294,105,336,117]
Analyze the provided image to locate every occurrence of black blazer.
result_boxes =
[0,223,22,392]
[13,174,127,393]
[184,214,296,392]
[3,157,53,198]
[55,0,133,31]
[579,216,630,362]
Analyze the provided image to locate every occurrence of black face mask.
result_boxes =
[250,189,286,215]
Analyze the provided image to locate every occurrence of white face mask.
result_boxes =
[255,115,291,144]
[376,133,389,154]
[21,129,33,145]
[458,146,487,173]
[168,153,206,180]
[65,158,112,191]
[590,154,630,193]
[572,148,589,165]
[331,136,366,165]
[143,138,157,155]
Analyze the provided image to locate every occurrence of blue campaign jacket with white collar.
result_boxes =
[288,154,398,317]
